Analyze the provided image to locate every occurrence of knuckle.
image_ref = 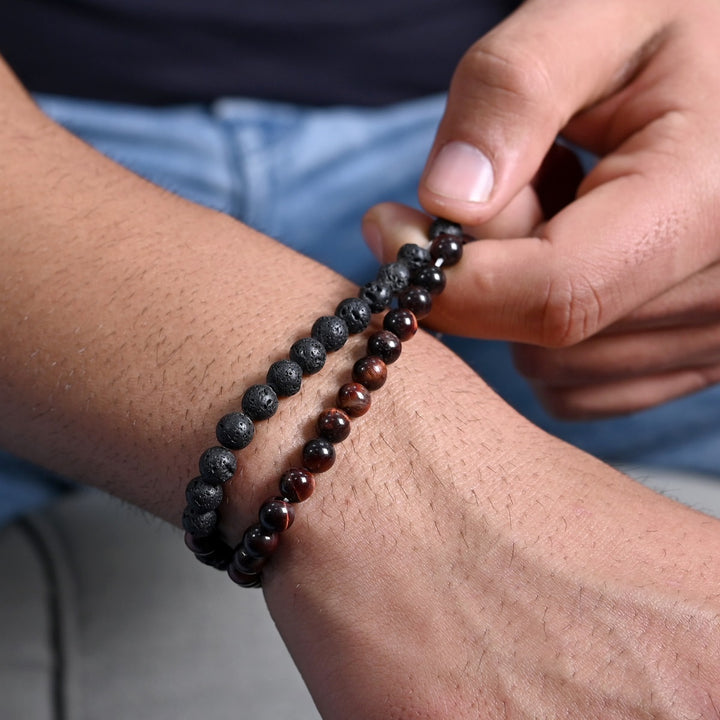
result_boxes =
[540,273,605,348]
[456,38,555,118]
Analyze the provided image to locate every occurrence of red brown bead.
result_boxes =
[337,382,372,417]
[231,547,265,575]
[430,233,463,267]
[243,524,280,558]
[279,467,316,502]
[227,564,262,588]
[259,497,296,533]
[398,286,432,319]
[352,355,387,391]
[383,308,418,341]
[413,265,446,296]
[302,437,336,473]
[317,408,352,443]
[367,330,402,364]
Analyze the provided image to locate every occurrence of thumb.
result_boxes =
[420,0,663,225]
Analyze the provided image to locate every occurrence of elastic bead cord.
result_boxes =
[182,217,465,586]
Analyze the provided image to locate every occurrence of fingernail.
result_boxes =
[425,141,494,203]
[362,220,383,260]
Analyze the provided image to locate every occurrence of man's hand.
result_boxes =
[363,0,720,418]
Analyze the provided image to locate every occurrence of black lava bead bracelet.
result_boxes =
[181,217,465,587]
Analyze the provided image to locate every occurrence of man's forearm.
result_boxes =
[0,56,363,524]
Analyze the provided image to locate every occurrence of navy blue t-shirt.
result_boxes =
[1,0,519,105]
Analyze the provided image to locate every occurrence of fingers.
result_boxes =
[418,0,669,225]
[514,264,720,419]
[364,200,720,419]
[362,141,584,260]
[513,265,720,417]
[609,262,720,331]
[513,322,720,387]
[528,366,720,420]
[367,145,720,347]
[362,204,432,258]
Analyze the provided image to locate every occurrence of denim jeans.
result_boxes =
[3,92,719,524]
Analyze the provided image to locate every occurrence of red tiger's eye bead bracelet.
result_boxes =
[181,217,466,587]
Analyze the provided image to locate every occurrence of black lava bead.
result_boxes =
[397,243,432,274]
[185,476,224,512]
[242,384,279,421]
[367,330,402,364]
[430,234,463,267]
[398,286,433,319]
[414,266,446,295]
[383,308,418,341]
[199,446,237,484]
[182,507,217,537]
[290,337,326,375]
[335,297,372,334]
[259,498,296,533]
[352,356,387,391]
[266,359,303,397]
[279,467,316,503]
[243,524,279,558]
[359,280,393,313]
[337,382,372,417]
[216,411,255,450]
[377,262,411,293]
[428,217,463,239]
[317,408,352,443]
[312,315,349,352]
[302,438,336,473]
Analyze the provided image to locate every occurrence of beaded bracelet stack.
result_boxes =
[182,217,465,587]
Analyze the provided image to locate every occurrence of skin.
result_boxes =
[0,26,718,720]
[364,0,720,419]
